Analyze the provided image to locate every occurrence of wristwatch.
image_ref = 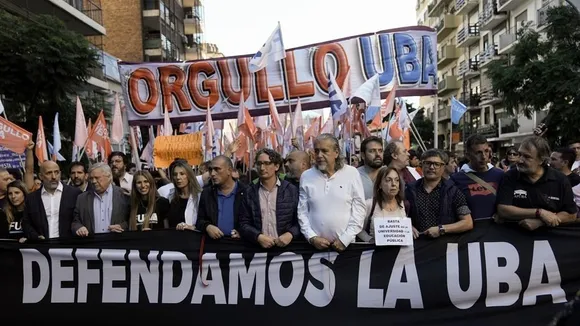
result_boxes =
[438,224,446,236]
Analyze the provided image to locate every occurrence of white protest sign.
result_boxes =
[373,218,413,246]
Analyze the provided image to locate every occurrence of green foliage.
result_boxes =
[0,10,104,165]
[405,102,434,149]
[485,5,580,146]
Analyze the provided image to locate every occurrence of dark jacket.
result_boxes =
[405,178,463,226]
[196,181,249,233]
[239,179,300,244]
[22,184,82,239]
[71,185,130,235]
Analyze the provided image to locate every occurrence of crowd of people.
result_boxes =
[0,132,579,251]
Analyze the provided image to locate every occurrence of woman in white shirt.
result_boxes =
[358,166,419,242]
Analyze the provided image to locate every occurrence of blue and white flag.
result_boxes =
[249,22,286,73]
[450,96,467,124]
[47,141,66,161]
[352,74,381,122]
[52,112,62,159]
[328,71,348,120]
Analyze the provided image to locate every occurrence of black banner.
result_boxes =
[1,220,580,325]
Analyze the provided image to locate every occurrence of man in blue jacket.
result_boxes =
[239,148,300,248]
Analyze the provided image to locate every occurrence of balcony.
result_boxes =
[144,38,162,56]
[455,0,479,15]
[475,124,499,138]
[428,0,446,17]
[537,0,559,30]
[438,45,459,67]
[479,43,500,68]
[479,1,507,31]
[437,14,459,41]
[498,26,520,54]
[498,0,524,12]
[438,76,460,95]
[456,24,480,47]
[438,107,451,121]
[458,58,480,79]
[480,87,502,105]
[460,92,481,107]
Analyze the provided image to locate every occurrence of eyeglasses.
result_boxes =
[422,161,445,168]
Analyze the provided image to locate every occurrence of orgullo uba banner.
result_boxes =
[118,26,438,126]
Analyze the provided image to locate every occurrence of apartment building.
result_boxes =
[417,0,561,155]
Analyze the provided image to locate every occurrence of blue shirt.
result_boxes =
[217,182,238,234]
[450,167,504,220]
[93,184,113,233]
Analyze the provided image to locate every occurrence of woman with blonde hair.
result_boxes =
[167,160,202,231]
[358,166,419,242]
[129,170,170,231]
[0,180,29,242]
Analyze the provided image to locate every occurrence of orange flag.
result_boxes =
[0,117,32,154]
[35,116,49,163]
[87,111,112,161]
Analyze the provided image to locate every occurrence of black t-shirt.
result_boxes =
[497,167,578,214]
[0,209,24,240]
[567,173,580,188]
[168,197,189,227]
[134,197,170,231]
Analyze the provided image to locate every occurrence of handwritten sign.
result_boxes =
[0,146,24,169]
[373,218,413,246]
[153,132,203,168]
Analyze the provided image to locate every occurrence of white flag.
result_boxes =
[248,22,286,73]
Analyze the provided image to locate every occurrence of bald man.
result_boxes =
[22,161,82,240]
[285,151,312,187]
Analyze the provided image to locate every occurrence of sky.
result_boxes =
[203,0,420,117]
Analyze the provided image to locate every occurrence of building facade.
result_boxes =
[416,0,561,155]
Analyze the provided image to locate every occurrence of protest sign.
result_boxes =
[153,132,203,168]
[1,222,579,325]
[0,117,31,154]
[118,26,437,125]
[0,146,25,169]
[374,218,413,246]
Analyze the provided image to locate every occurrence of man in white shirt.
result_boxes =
[22,161,82,239]
[298,134,366,252]
[108,152,133,193]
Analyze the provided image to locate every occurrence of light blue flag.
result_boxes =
[450,96,467,124]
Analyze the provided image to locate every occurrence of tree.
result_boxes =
[406,102,434,149]
[486,5,580,146]
[0,10,104,164]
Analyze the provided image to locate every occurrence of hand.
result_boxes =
[176,222,195,231]
[231,229,240,239]
[423,226,441,238]
[539,209,560,227]
[257,234,276,248]
[274,232,293,247]
[310,236,330,250]
[108,224,124,233]
[206,225,224,240]
[27,140,35,150]
[38,235,45,240]
[331,239,346,252]
[76,227,89,237]
[18,238,27,244]
[519,218,545,231]
[412,227,420,239]
[142,228,152,231]
[493,214,505,224]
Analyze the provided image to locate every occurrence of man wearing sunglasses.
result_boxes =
[405,149,474,238]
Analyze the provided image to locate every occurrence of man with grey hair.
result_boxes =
[406,149,473,238]
[72,162,130,237]
[297,133,366,252]
[497,136,577,231]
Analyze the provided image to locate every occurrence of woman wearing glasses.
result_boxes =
[358,167,418,242]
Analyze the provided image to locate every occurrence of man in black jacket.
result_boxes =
[240,149,300,248]
[197,155,247,239]
[22,160,82,239]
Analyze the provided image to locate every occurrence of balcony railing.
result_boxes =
[143,38,162,49]
[480,87,502,104]
[457,24,479,45]
[479,43,499,67]
[66,0,103,26]
[460,92,481,107]
[479,0,507,30]
[500,117,519,134]
[538,0,559,29]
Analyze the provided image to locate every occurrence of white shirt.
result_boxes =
[158,175,204,199]
[297,165,366,246]
[41,182,63,239]
[119,173,133,193]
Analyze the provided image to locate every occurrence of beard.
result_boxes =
[316,162,328,172]
[367,159,383,169]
